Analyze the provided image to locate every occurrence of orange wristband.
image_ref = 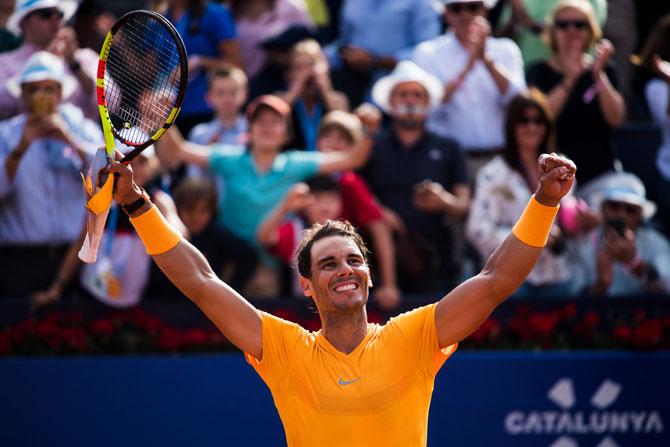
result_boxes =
[512,196,560,248]
[129,206,182,255]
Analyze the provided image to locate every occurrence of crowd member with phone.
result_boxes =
[0,0,100,121]
[568,173,670,296]
[277,38,349,151]
[526,0,625,198]
[0,51,103,298]
[360,61,470,294]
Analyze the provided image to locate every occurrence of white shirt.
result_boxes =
[645,78,670,180]
[412,32,526,151]
[466,156,571,286]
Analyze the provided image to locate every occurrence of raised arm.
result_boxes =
[109,161,262,359]
[434,153,576,348]
[157,127,212,168]
[317,104,380,174]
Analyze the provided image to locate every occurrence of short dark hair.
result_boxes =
[173,177,218,214]
[295,220,369,279]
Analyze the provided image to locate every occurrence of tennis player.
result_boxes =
[108,151,575,446]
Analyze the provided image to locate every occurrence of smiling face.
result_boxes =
[300,235,372,314]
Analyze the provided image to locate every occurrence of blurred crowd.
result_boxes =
[1,0,669,314]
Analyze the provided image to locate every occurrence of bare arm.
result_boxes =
[153,239,262,358]
[256,183,311,248]
[317,104,380,174]
[434,154,576,347]
[594,71,626,127]
[111,162,263,359]
[158,127,211,168]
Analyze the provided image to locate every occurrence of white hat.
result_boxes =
[594,172,656,220]
[6,51,77,98]
[7,0,79,36]
[371,60,444,114]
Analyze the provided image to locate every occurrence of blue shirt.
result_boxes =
[0,104,104,245]
[208,146,320,243]
[169,2,237,116]
[188,115,248,146]
[325,0,440,72]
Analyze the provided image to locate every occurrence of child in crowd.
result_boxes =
[257,111,400,309]
[188,64,249,147]
[173,176,258,294]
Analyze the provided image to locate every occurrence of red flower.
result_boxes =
[529,312,560,338]
[613,325,632,341]
[632,319,663,349]
[157,328,185,352]
[470,318,500,343]
[90,318,115,337]
[184,328,207,346]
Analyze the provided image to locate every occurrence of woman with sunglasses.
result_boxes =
[466,89,575,298]
[526,0,625,197]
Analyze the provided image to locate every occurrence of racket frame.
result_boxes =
[96,9,188,164]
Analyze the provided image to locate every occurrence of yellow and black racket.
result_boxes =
[97,10,188,163]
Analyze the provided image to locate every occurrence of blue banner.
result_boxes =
[1,352,668,446]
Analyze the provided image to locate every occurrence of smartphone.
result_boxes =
[605,218,627,237]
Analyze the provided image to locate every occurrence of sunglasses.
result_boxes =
[446,2,484,14]
[518,116,545,126]
[603,201,640,215]
[554,19,589,31]
[28,8,64,21]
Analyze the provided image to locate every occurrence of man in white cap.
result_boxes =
[569,172,670,296]
[361,60,470,293]
[0,0,98,121]
[411,0,526,181]
[0,51,103,298]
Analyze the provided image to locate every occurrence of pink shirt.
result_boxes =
[236,0,313,78]
[0,43,99,121]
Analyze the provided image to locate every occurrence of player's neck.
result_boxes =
[320,309,368,354]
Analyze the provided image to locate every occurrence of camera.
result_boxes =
[27,92,55,117]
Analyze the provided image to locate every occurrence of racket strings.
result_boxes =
[104,15,184,145]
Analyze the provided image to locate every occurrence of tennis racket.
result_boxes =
[97,10,188,164]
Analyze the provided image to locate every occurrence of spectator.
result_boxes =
[230,0,313,79]
[278,38,348,151]
[188,64,249,147]
[0,0,21,53]
[172,176,258,294]
[71,0,115,52]
[316,111,400,307]
[634,15,670,237]
[257,175,400,309]
[362,61,470,293]
[467,90,573,297]
[568,173,670,296]
[496,0,607,66]
[0,51,103,297]
[161,95,378,244]
[0,0,99,121]
[32,147,183,309]
[250,24,316,99]
[158,95,380,294]
[162,0,243,136]
[412,0,527,181]
[326,0,440,107]
[526,0,625,194]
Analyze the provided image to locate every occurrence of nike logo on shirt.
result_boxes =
[338,377,362,386]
